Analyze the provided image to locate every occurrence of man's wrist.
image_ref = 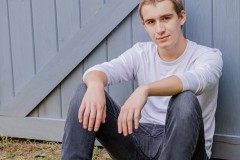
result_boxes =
[86,81,105,89]
[138,84,150,97]
[84,71,108,88]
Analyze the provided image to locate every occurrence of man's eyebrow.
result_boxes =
[160,13,174,18]
[143,13,174,22]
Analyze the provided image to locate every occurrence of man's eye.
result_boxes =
[147,21,154,24]
[162,17,170,21]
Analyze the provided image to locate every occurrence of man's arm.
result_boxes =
[79,44,140,132]
[145,75,183,96]
[118,49,223,136]
[78,70,107,132]
[118,75,183,136]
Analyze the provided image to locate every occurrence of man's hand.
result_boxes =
[118,85,148,136]
[78,83,106,132]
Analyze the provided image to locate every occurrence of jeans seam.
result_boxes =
[132,134,150,160]
[105,108,119,119]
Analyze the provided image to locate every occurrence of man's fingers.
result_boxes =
[121,110,128,136]
[88,106,96,131]
[94,105,103,132]
[83,106,90,129]
[134,109,140,129]
[127,110,134,134]
[118,111,123,134]
[78,102,86,123]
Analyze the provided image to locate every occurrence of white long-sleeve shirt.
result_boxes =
[83,40,223,157]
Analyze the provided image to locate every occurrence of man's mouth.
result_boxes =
[156,35,169,41]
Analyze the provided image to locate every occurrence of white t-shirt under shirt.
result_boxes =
[83,40,223,157]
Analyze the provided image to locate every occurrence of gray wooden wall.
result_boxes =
[0,0,239,159]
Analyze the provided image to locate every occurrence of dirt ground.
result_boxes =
[0,136,111,160]
[0,137,222,160]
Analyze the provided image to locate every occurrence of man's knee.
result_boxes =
[168,91,202,120]
[68,83,87,115]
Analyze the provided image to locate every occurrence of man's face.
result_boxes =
[141,0,186,50]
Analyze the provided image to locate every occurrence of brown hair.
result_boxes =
[138,0,185,20]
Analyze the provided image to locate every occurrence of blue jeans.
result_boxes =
[62,83,209,160]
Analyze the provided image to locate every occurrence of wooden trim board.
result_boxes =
[0,116,65,142]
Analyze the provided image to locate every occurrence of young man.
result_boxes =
[62,0,223,159]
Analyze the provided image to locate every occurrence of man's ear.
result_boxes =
[142,21,146,29]
[179,10,186,26]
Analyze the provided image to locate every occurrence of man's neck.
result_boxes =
[157,37,188,62]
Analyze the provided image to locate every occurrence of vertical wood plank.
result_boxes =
[185,0,212,47]
[213,0,240,135]
[57,0,82,119]
[107,16,133,106]
[38,87,61,118]
[0,0,14,109]
[80,0,105,27]
[8,0,35,94]
[31,0,60,118]
[104,0,115,3]
[32,0,58,72]
[56,0,80,49]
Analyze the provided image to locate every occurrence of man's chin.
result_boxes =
[155,41,171,50]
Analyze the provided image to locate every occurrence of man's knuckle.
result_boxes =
[127,118,132,122]
[90,116,95,120]
[134,116,139,119]
[96,117,102,121]
[121,108,127,112]
[122,119,126,123]
[98,106,104,110]
[79,108,84,113]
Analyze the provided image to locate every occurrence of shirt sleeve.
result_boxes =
[176,48,223,95]
[83,43,141,86]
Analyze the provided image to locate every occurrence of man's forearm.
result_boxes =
[80,70,108,132]
[142,75,183,96]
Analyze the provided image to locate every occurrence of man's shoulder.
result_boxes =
[188,40,222,64]
[188,40,222,56]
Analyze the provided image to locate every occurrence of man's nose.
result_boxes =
[155,22,165,33]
